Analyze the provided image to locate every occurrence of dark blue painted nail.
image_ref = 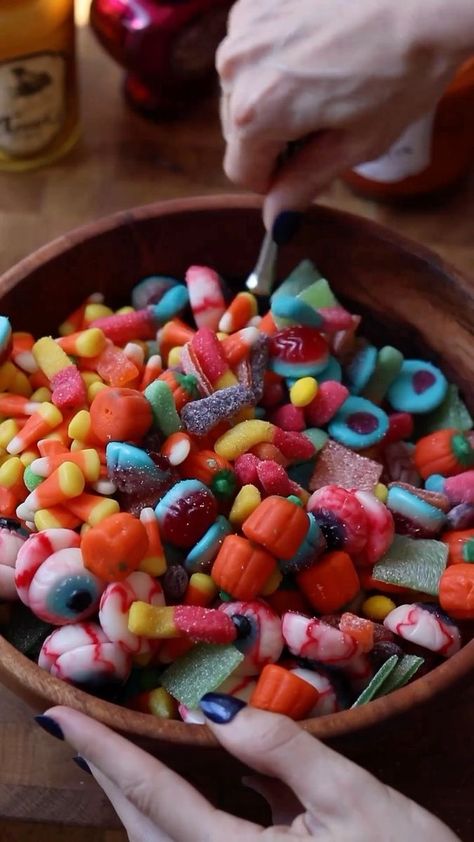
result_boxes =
[199,693,246,724]
[73,755,92,775]
[34,714,64,741]
[272,211,302,246]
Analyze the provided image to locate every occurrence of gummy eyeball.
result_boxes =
[384,603,461,658]
[307,485,368,556]
[26,548,105,625]
[0,518,28,601]
[220,600,284,676]
[387,360,448,414]
[39,622,132,686]
[328,395,389,448]
[15,528,81,606]
[282,612,362,666]
[99,571,164,655]
[269,326,329,377]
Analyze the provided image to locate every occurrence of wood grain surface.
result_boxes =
[0,8,473,842]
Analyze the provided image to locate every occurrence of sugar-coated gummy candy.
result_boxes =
[160,643,244,708]
[373,535,448,596]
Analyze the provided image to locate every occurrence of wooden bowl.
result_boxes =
[0,194,473,766]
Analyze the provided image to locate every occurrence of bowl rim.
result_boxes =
[1,193,473,748]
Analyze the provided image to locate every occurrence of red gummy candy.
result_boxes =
[305,381,349,426]
[269,403,306,432]
[383,412,415,444]
[51,365,87,410]
[174,605,237,644]
[273,428,315,461]
[269,326,328,365]
[234,453,260,487]
[159,486,218,548]
[256,460,292,497]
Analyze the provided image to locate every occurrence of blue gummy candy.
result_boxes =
[0,316,11,353]
[346,345,377,394]
[425,474,445,493]
[315,356,342,384]
[131,276,179,310]
[152,285,189,324]
[271,295,323,328]
[106,441,156,473]
[184,516,232,573]
[279,512,325,573]
[328,395,389,448]
[387,360,448,414]
[387,485,446,535]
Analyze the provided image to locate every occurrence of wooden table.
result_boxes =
[0,13,473,842]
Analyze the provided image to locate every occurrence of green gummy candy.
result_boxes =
[144,379,182,437]
[415,385,473,437]
[351,655,398,707]
[303,428,329,452]
[363,346,404,405]
[23,465,43,492]
[372,535,448,596]
[272,260,323,301]
[376,655,424,697]
[160,644,244,708]
[298,277,339,309]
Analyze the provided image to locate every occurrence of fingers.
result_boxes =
[89,764,173,842]
[262,130,361,228]
[43,706,260,842]
[201,702,385,824]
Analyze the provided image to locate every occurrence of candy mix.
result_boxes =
[0,260,473,723]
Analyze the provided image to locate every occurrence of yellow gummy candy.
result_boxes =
[229,484,262,525]
[290,377,318,408]
[215,420,274,460]
[74,328,107,357]
[167,346,182,368]
[33,336,71,379]
[128,603,179,638]
[147,687,178,719]
[83,303,113,325]
[374,483,388,503]
[362,595,396,622]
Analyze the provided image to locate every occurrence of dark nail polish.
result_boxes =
[272,211,302,246]
[34,714,64,741]
[199,693,246,724]
[72,755,92,775]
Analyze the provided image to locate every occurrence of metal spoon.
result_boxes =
[245,229,278,297]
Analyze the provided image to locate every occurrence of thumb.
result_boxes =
[199,693,380,826]
[262,130,361,229]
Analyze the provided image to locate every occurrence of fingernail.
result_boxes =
[72,755,92,775]
[34,714,64,741]
[199,692,246,724]
[272,211,302,245]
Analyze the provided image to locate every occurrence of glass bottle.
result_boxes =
[0,0,79,172]
[90,0,233,119]
[343,58,474,201]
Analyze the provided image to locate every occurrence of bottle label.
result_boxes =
[0,52,66,157]
[353,110,436,184]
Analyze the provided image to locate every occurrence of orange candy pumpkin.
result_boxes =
[81,512,149,582]
[242,496,309,560]
[211,534,276,600]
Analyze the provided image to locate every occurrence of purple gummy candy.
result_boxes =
[250,335,269,402]
[162,565,189,603]
[446,503,474,530]
[181,386,255,436]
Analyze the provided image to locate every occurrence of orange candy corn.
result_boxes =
[65,492,119,526]
[250,664,320,720]
[7,403,62,455]
[138,507,167,577]
[82,512,149,582]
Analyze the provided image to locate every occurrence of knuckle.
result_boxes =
[121,776,156,817]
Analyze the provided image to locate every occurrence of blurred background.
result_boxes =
[0,0,473,278]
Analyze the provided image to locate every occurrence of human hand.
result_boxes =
[36,695,460,841]
[216,0,471,228]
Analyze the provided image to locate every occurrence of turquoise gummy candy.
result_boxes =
[152,285,189,325]
[160,643,244,708]
[346,344,378,395]
[414,384,474,437]
[372,534,448,596]
[144,379,182,437]
[328,395,389,449]
[271,295,323,329]
[387,360,448,414]
[375,655,424,697]
[362,346,404,405]
[272,260,323,300]
[351,655,398,707]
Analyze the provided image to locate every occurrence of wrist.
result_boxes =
[408,0,474,64]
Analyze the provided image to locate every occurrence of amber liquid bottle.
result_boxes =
[0,0,79,172]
